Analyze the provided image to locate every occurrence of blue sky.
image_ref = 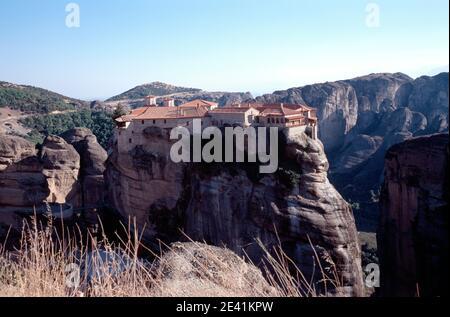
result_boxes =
[0,0,448,99]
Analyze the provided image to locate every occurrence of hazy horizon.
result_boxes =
[2,67,449,102]
[1,0,449,100]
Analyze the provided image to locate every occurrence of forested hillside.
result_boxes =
[0,81,86,113]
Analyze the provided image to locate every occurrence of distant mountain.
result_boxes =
[0,81,87,114]
[106,82,253,108]
[106,82,202,102]
[255,72,449,231]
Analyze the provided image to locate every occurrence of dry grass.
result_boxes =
[0,216,341,297]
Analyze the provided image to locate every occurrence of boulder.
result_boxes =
[152,242,276,297]
[0,135,36,171]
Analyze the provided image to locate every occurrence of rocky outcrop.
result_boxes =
[61,128,108,226]
[106,127,365,296]
[152,242,276,297]
[257,73,449,229]
[61,128,107,177]
[0,135,80,209]
[0,135,36,170]
[378,133,449,297]
[0,129,106,241]
[408,73,449,132]
[39,135,80,204]
[0,135,46,210]
[344,73,412,112]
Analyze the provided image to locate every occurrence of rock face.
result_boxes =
[256,72,449,229]
[0,135,36,170]
[0,135,80,209]
[378,134,449,297]
[39,135,81,204]
[0,129,106,240]
[0,135,47,211]
[106,128,365,296]
[61,128,108,219]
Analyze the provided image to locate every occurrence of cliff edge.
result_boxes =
[105,128,365,296]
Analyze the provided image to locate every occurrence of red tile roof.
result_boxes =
[138,106,208,120]
[115,107,148,122]
[115,100,316,123]
[116,105,208,121]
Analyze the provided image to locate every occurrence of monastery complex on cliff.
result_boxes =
[115,95,318,152]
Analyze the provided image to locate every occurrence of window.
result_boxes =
[164,120,167,124]
[129,138,132,144]
[276,118,280,124]
[153,120,156,124]
[142,120,145,125]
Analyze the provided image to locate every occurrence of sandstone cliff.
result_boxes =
[378,133,449,297]
[0,129,106,241]
[61,128,108,225]
[256,72,449,229]
[105,128,365,296]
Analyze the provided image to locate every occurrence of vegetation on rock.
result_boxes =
[107,82,201,101]
[20,110,115,149]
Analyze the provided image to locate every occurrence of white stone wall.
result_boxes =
[116,127,133,153]
[209,109,259,127]
[116,117,213,153]
[283,125,307,139]
[283,124,319,140]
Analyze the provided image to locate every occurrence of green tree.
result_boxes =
[21,109,115,149]
[112,103,130,119]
